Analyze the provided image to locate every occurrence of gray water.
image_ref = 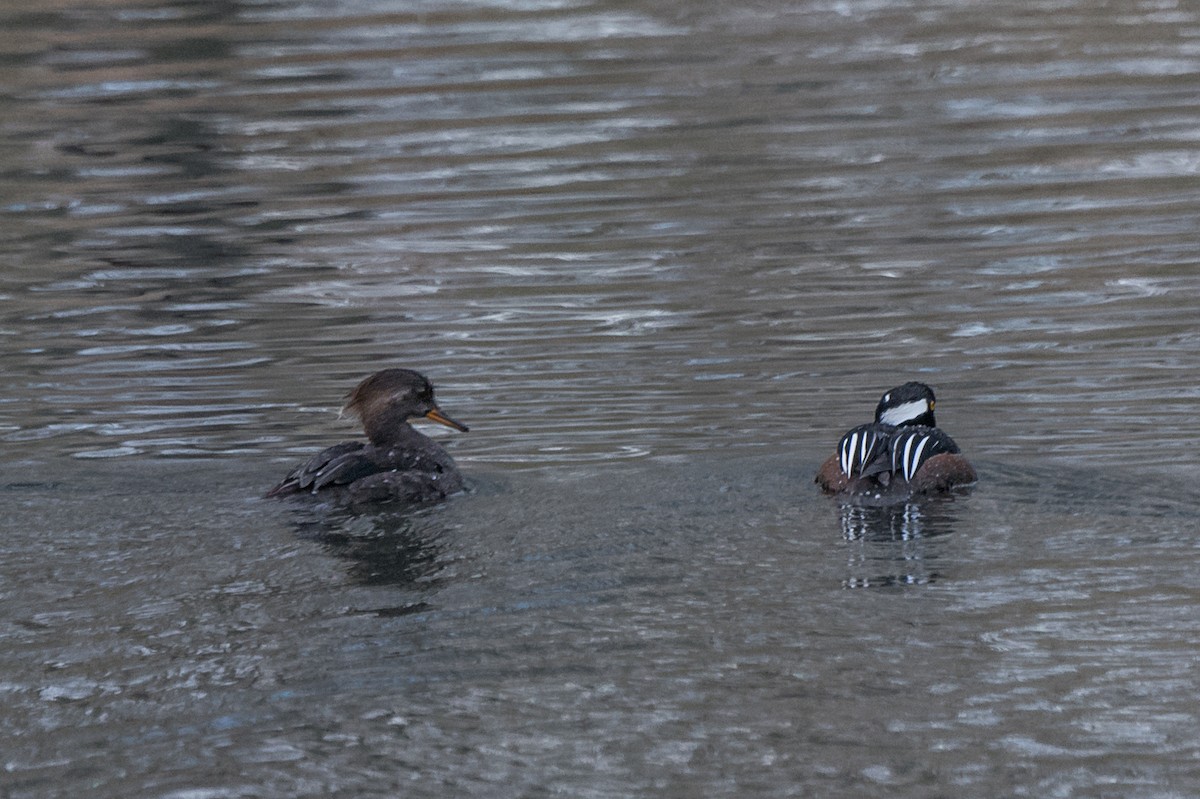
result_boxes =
[3,0,1200,796]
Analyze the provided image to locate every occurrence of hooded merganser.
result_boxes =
[815,381,976,496]
[267,368,469,506]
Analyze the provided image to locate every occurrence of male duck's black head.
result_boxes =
[873,381,937,428]
[343,368,469,446]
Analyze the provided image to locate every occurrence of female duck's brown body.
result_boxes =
[267,369,468,506]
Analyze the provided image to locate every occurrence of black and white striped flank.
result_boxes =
[888,426,961,482]
[837,423,892,477]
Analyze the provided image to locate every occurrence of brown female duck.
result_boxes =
[268,368,468,506]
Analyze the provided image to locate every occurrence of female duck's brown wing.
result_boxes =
[266,442,380,497]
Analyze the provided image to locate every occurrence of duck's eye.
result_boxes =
[883,393,890,403]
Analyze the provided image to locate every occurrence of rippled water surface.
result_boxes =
[3,0,1200,796]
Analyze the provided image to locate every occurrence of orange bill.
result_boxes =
[424,406,469,432]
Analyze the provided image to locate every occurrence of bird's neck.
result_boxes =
[363,411,422,448]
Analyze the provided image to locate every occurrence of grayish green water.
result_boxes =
[3,0,1200,796]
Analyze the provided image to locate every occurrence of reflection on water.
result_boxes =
[3,0,1200,796]
[839,497,962,589]
[289,506,450,589]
